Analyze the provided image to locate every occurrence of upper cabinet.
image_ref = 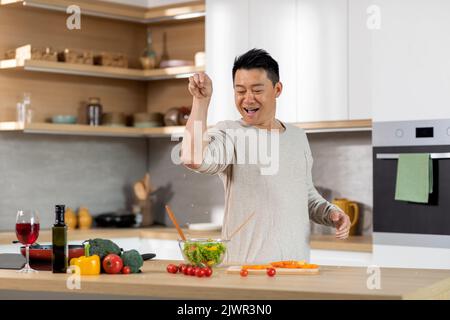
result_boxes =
[372,0,450,122]
[206,0,372,125]
[297,0,348,122]
[205,0,247,125]
[348,0,372,120]
[248,0,297,123]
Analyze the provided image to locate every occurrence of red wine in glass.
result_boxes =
[15,210,40,273]
[16,223,40,245]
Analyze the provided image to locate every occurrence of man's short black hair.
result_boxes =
[232,48,280,86]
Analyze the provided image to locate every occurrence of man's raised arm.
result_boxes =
[181,72,213,169]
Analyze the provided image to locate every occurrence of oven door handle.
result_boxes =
[376,152,450,159]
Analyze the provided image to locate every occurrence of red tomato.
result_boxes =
[196,268,205,277]
[189,267,197,276]
[179,264,188,274]
[240,269,249,277]
[204,267,213,277]
[102,254,123,274]
[122,266,131,274]
[166,264,178,274]
[184,266,192,276]
[266,268,276,277]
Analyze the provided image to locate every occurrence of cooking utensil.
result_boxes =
[227,211,255,240]
[143,173,150,193]
[94,212,136,228]
[134,181,147,201]
[165,205,186,241]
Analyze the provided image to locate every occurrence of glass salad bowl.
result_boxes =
[178,238,229,268]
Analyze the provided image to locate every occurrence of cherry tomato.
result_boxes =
[266,268,276,277]
[179,264,187,274]
[166,264,178,274]
[204,267,213,277]
[240,269,249,277]
[184,266,192,276]
[122,266,131,274]
[189,267,197,276]
[196,268,205,277]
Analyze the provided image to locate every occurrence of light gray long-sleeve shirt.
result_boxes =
[186,119,339,265]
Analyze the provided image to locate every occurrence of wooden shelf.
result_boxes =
[23,123,145,137]
[297,119,372,133]
[0,122,186,138]
[0,0,205,24]
[0,120,372,138]
[0,59,204,81]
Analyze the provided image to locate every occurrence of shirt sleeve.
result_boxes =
[184,122,235,175]
[303,134,342,227]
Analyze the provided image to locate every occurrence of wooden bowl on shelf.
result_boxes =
[102,112,126,127]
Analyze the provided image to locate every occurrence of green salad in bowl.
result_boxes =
[178,238,228,267]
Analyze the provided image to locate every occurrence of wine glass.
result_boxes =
[15,210,40,273]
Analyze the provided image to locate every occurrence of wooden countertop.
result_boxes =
[0,227,372,252]
[0,259,449,299]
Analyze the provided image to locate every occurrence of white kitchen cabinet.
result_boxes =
[206,0,248,125]
[296,0,348,122]
[206,0,297,124]
[310,249,372,267]
[248,0,297,123]
[206,0,372,124]
[348,0,372,120]
[372,0,450,122]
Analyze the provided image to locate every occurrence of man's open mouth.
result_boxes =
[243,107,260,115]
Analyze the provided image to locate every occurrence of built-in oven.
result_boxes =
[372,119,450,269]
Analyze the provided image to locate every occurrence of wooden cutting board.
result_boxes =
[226,266,320,275]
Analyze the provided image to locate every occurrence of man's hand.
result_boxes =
[330,210,351,240]
[188,72,213,100]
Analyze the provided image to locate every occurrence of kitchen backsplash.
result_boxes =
[0,129,372,235]
[148,130,373,235]
[0,133,147,231]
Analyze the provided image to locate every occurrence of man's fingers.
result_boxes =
[336,226,350,237]
[199,72,205,85]
[193,73,202,88]
[188,76,204,98]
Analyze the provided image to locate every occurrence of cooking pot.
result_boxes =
[94,212,136,228]
[20,244,84,261]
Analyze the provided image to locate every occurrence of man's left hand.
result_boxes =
[330,210,351,240]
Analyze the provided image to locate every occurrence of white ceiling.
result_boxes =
[98,0,196,9]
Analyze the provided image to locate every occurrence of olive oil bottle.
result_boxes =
[52,204,67,273]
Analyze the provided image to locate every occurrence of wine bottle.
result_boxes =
[52,204,68,273]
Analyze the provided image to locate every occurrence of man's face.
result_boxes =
[234,68,282,126]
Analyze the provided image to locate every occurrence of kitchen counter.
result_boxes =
[0,227,372,252]
[0,259,449,299]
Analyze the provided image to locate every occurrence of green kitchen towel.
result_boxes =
[395,153,433,203]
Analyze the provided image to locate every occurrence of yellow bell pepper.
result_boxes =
[69,243,100,276]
